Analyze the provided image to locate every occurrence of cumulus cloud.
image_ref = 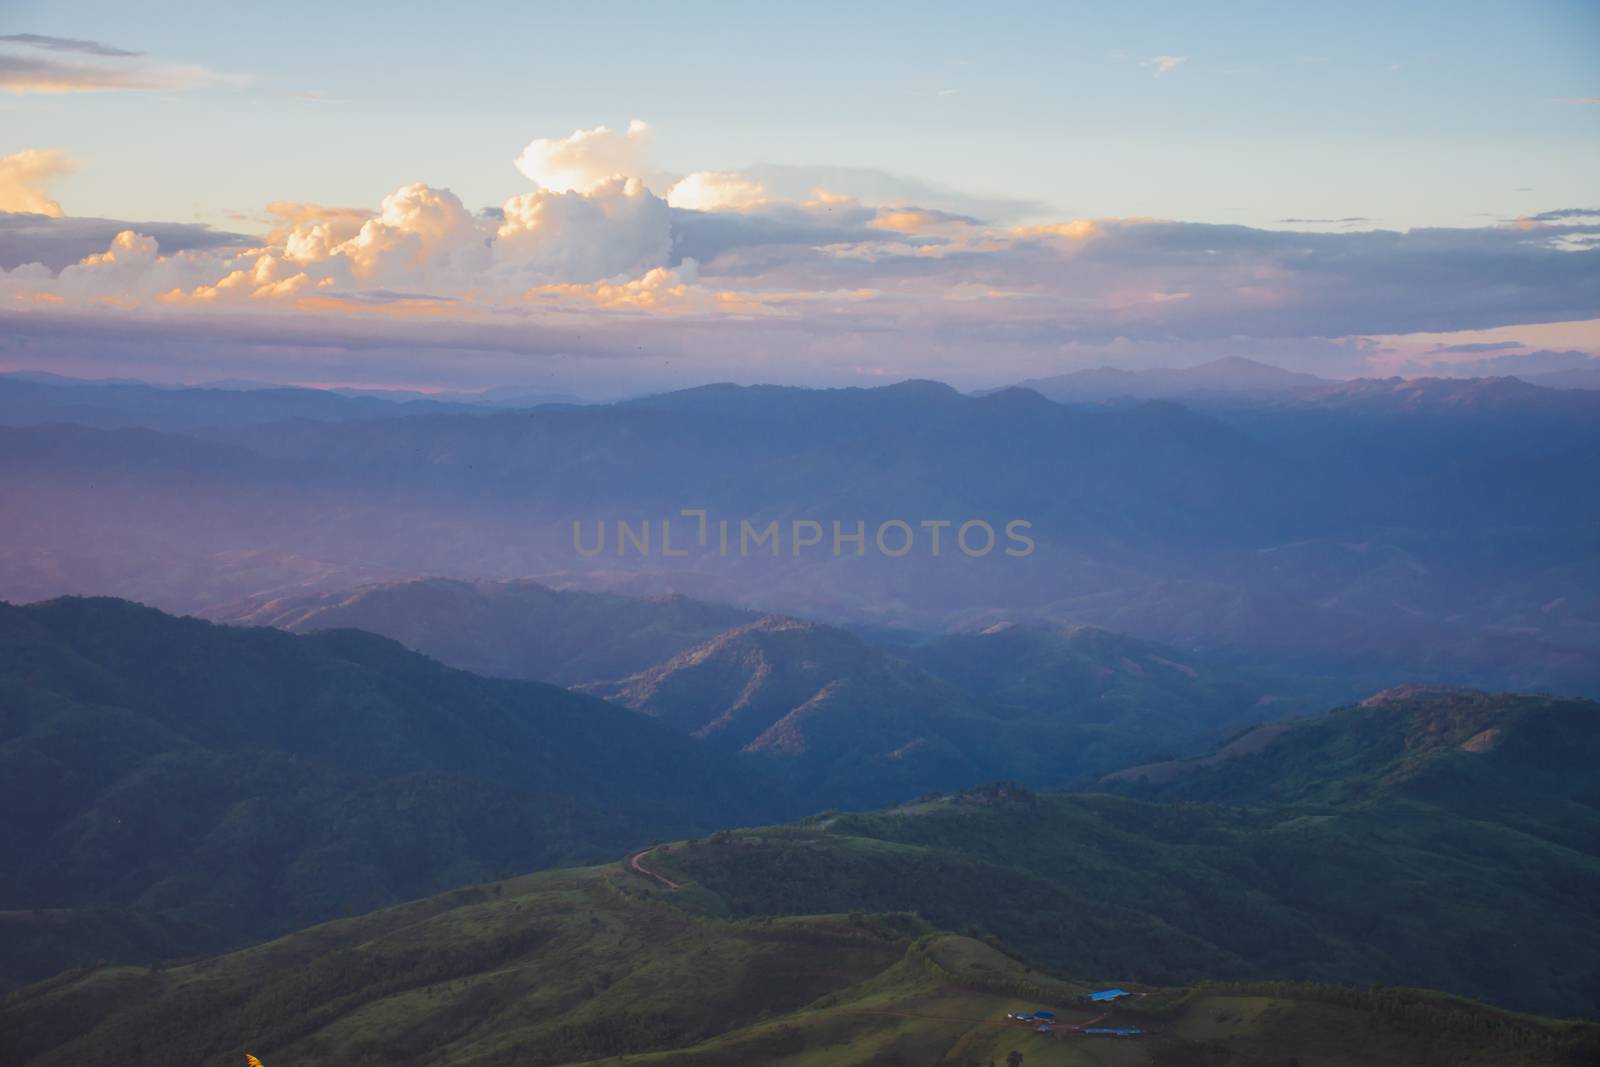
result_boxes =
[6,118,1599,390]
[667,171,772,212]
[513,119,653,193]
[496,177,671,282]
[0,149,73,216]
[1145,55,1186,75]
[336,183,488,284]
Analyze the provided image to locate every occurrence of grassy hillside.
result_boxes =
[654,687,1600,1022]
[1101,685,1600,810]
[0,597,781,987]
[5,861,1592,1067]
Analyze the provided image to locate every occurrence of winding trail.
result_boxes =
[627,847,682,889]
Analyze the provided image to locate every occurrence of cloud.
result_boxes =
[741,163,1045,223]
[269,201,375,261]
[0,34,140,57]
[0,149,73,216]
[1432,341,1524,354]
[1144,55,1186,76]
[870,207,982,235]
[0,33,233,93]
[667,171,771,212]
[6,119,1599,391]
[514,119,653,193]
[336,183,488,285]
[496,177,671,282]
[0,211,248,271]
[1525,207,1600,223]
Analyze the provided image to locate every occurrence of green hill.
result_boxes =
[4,861,1593,1067]
[653,690,1600,1019]
[0,597,781,988]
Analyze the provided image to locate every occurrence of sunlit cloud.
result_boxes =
[1144,55,1187,76]
[514,119,653,193]
[667,172,771,212]
[0,148,73,216]
[3,118,1598,391]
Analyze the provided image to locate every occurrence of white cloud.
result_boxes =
[1145,55,1187,76]
[6,117,1598,390]
[0,148,74,216]
[666,171,771,212]
[495,176,671,282]
[335,183,488,285]
[513,119,653,193]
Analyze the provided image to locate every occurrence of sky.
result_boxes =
[0,0,1597,395]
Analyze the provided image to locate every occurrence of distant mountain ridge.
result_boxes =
[227,577,756,685]
[3,375,1598,695]
[1015,355,1331,403]
[578,611,1347,807]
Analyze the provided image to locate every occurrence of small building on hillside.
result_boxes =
[1087,988,1131,1003]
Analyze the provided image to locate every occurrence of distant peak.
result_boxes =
[878,378,960,397]
[745,613,823,633]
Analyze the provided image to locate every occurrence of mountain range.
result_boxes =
[2,372,1596,694]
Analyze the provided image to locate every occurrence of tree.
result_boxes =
[1006,1052,1023,1067]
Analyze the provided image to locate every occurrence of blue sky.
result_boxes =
[5,0,1597,229]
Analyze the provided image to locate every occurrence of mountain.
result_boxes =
[578,615,1012,807]
[1101,684,1600,814]
[0,373,482,432]
[576,613,1328,808]
[0,596,781,988]
[656,689,1600,1019]
[1014,356,1331,404]
[4,863,1593,1067]
[904,619,1353,746]
[1277,374,1600,417]
[2,379,1597,694]
[1527,364,1600,391]
[226,577,757,685]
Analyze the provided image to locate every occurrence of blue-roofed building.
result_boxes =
[1087,988,1131,1002]
[1032,1010,1056,1020]
[1084,1026,1143,1037]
